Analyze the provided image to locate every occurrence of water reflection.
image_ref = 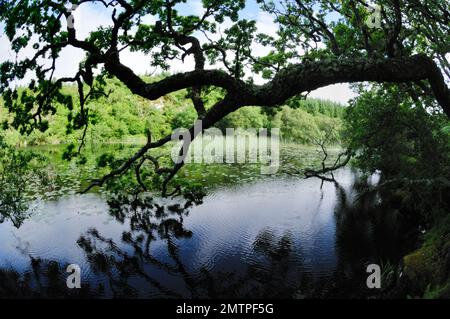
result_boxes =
[75,194,306,298]
[0,168,419,298]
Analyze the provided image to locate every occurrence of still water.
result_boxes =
[0,146,415,298]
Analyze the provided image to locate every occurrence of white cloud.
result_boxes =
[255,11,278,37]
[309,84,357,104]
[72,3,114,39]
[0,33,12,66]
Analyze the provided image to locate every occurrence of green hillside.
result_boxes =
[0,76,345,146]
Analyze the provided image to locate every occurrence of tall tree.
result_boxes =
[0,0,449,194]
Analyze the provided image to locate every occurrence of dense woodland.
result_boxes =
[0,77,345,146]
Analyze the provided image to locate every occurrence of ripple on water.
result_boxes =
[1,167,391,298]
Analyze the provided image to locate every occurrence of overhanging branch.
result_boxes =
[104,54,450,117]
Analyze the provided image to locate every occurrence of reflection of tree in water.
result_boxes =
[0,257,95,298]
[76,194,302,298]
[244,230,298,298]
[329,174,420,298]
[76,194,197,298]
[335,175,419,259]
[0,188,303,298]
[1,172,420,298]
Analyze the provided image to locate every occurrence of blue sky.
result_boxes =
[0,0,355,103]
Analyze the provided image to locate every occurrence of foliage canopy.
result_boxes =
[0,0,449,193]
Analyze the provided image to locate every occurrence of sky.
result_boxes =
[0,0,356,104]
